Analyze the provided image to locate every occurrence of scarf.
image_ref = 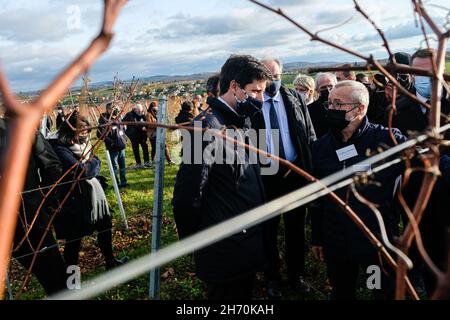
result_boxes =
[68,143,92,163]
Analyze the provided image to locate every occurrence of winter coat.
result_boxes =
[311,117,407,255]
[52,143,104,239]
[172,97,267,283]
[97,112,127,152]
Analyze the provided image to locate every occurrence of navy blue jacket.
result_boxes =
[97,112,127,152]
[172,97,267,283]
[441,154,450,184]
[311,117,407,255]
[52,144,101,239]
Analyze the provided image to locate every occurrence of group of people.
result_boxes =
[172,49,450,300]
[6,82,221,296]
[174,76,221,125]
[4,47,449,300]
[2,110,127,295]
[97,101,175,189]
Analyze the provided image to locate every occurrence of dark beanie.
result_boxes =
[393,52,411,66]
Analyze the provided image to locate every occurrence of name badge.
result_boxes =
[336,144,358,162]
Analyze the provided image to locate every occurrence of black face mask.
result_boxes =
[325,107,358,132]
[319,89,330,101]
[396,73,411,90]
[235,90,263,117]
[236,96,263,117]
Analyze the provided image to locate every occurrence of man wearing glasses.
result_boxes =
[311,80,407,300]
[308,73,338,139]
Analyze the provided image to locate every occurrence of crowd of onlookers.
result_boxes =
[173,50,450,300]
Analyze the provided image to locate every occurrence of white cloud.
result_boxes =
[1,0,449,92]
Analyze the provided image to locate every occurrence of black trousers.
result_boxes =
[324,246,394,300]
[262,172,307,282]
[420,194,448,296]
[131,137,149,164]
[13,223,67,294]
[206,274,255,300]
[63,216,114,267]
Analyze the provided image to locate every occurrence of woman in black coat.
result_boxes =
[0,118,67,294]
[175,101,195,124]
[52,114,125,270]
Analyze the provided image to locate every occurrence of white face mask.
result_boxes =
[299,91,312,104]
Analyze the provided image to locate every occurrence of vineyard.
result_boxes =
[0,0,449,306]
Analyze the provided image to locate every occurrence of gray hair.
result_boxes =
[293,73,315,91]
[315,72,337,89]
[133,103,144,111]
[260,56,283,72]
[332,80,370,112]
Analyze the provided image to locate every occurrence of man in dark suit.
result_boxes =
[173,54,272,300]
[255,57,316,298]
[398,48,450,296]
[308,72,337,139]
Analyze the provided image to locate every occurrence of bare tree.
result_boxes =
[0,0,127,299]
[2,0,449,300]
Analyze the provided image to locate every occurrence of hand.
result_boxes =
[312,246,324,262]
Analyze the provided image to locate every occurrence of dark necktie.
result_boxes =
[425,100,430,114]
[268,98,286,160]
[424,100,430,122]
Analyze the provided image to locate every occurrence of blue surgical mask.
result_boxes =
[414,76,431,99]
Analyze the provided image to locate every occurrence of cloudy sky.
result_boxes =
[1,0,449,92]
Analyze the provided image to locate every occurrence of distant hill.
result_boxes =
[75,61,348,91]
[283,61,340,71]
[26,53,450,96]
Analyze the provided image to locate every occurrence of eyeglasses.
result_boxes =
[396,73,409,81]
[326,100,361,110]
[272,73,282,80]
[386,73,409,83]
